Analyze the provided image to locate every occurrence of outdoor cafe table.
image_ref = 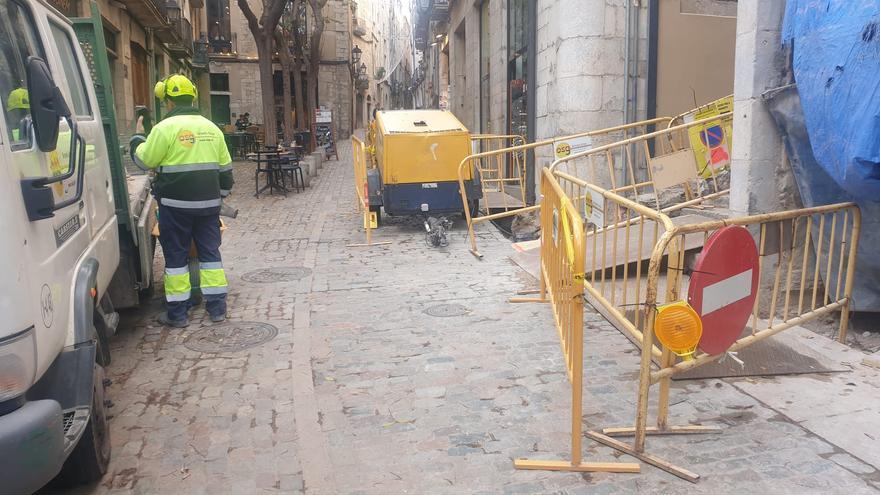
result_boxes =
[249,148,297,197]
[224,132,255,158]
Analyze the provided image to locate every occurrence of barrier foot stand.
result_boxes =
[585,431,700,483]
[347,241,392,247]
[509,289,547,303]
[601,425,721,437]
[514,459,640,474]
[509,297,548,303]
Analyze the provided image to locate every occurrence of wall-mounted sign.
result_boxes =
[554,135,593,159]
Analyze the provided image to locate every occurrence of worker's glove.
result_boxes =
[128,134,150,172]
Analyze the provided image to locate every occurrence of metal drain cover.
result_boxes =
[183,322,278,353]
[424,303,470,317]
[242,266,312,283]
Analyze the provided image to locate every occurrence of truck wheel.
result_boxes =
[58,353,111,485]
[369,205,382,227]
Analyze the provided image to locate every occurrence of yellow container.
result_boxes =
[375,110,473,184]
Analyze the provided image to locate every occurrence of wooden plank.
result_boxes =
[512,238,540,252]
[602,425,722,437]
[483,186,525,209]
[585,214,714,272]
[509,249,541,281]
[585,431,700,483]
[514,459,640,473]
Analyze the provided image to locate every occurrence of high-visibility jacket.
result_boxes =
[134,106,232,213]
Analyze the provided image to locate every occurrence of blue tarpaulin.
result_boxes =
[783,0,880,200]
[779,1,880,311]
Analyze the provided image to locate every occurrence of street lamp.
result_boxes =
[351,45,362,66]
[359,62,367,76]
[166,0,181,24]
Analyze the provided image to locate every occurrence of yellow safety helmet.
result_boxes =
[6,87,29,111]
[153,74,198,101]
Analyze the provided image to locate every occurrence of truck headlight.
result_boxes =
[0,328,37,402]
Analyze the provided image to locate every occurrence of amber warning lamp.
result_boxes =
[654,301,703,360]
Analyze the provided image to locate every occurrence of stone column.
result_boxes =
[311,151,324,171]
[304,156,317,178]
[730,0,799,214]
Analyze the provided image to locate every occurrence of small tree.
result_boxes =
[291,0,308,130]
[278,0,309,136]
[237,0,286,146]
[275,28,295,144]
[305,0,328,122]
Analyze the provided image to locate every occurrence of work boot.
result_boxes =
[157,313,189,328]
[209,313,226,323]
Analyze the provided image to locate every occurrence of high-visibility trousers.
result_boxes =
[158,204,228,322]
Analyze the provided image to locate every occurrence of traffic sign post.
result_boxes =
[687,226,760,355]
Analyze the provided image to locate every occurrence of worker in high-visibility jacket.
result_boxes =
[129,74,233,327]
[6,87,31,142]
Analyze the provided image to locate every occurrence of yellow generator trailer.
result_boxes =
[368,110,481,221]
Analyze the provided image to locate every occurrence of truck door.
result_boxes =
[43,17,115,243]
[0,0,91,373]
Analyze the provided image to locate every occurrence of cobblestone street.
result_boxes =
[59,141,880,495]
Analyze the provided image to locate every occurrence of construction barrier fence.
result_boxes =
[349,136,389,247]
[459,118,675,257]
[511,168,640,475]
[548,113,734,216]
[529,159,861,481]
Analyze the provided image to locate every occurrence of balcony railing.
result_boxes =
[115,0,168,28]
[159,16,193,57]
[430,0,449,20]
[193,40,209,68]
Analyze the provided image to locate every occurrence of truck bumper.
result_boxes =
[382,180,481,216]
[0,399,65,494]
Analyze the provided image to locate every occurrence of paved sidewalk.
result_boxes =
[60,140,879,494]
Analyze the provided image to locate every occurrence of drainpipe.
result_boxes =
[622,0,632,187]
[623,0,631,125]
[632,1,640,122]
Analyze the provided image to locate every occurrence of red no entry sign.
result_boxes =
[687,226,760,355]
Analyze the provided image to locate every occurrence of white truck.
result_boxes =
[0,0,157,492]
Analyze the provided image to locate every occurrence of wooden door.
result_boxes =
[130,42,150,108]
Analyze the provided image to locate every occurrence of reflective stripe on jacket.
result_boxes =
[134,107,233,212]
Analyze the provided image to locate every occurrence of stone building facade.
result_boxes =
[207,0,355,137]
[317,0,355,135]
[48,0,200,142]
[415,0,738,202]
[350,0,415,127]
[205,0,264,126]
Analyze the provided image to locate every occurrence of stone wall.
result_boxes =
[445,0,506,134]
[212,0,357,134]
[486,0,507,135]
[318,0,354,137]
[730,0,800,214]
[535,0,649,141]
[533,0,649,194]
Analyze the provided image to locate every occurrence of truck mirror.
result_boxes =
[26,56,71,153]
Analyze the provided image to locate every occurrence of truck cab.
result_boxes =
[0,0,125,491]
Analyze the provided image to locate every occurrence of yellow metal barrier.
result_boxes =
[470,133,526,154]
[548,114,734,214]
[543,166,860,482]
[511,168,640,475]
[348,136,390,247]
[469,133,529,214]
[459,118,674,257]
